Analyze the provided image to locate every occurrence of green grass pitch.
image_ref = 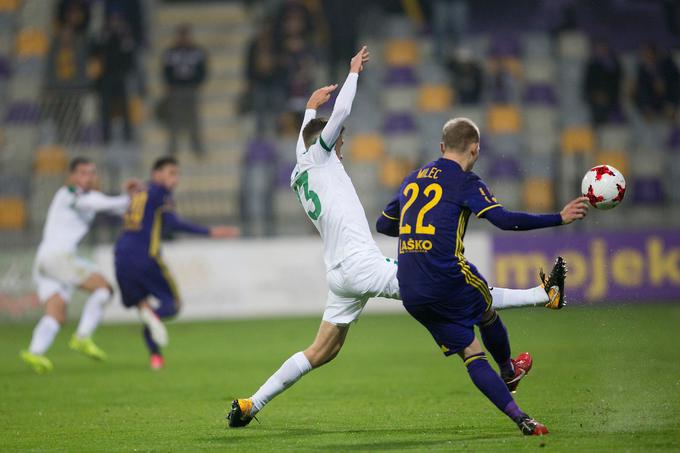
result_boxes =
[1,304,679,452]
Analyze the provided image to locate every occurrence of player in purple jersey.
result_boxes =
[377,118,588,436]
[115,156,238,369]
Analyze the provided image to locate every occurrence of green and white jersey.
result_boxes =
[36,186,129,259]
[290,73,380,270]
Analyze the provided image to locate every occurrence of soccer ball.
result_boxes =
[581,165,626,210]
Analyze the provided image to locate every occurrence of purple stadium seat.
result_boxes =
[523,83,557,105]
[489,34,521,57]
[667,127,680,151]
[382,112,417,134]
[276,161,296,188]
[245,139,277,164]
[488,156,521,180]
[384,66,418,87]
[0,56,10,79]
[4,101,40,124]
[632,177,665,205]
[77,123,102,145]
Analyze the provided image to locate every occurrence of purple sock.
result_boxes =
[479,312,513,379]
[465,353,524,421]
[143,326,161,355]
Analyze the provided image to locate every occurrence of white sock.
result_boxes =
[29,315,61,355]
[490,286,548,309]
[76,288,111,339]
[250,351,312,414]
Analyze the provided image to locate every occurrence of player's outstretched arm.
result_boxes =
[484,196,589,230]
[318,46,370,151]
[297,84,337,154]
[75,191,130,214]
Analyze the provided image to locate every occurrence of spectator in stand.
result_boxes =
[45,25,90,143]
[447,48,483,105]
[162,24,208,156]
[275,2,317,113]
[243,21,286,134]
[583,41,622,126]
[57,0,91,36]
[91,12,136,143]
[321,0,359,80]
[634,44,680,121]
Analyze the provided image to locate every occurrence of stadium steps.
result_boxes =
[140,1,251,223]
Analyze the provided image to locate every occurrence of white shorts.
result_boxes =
[33,252,97,303]
[323,251,401,325]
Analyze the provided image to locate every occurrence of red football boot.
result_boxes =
[505,352,533,393]
[150,353,165,370]
[515,415,549,436]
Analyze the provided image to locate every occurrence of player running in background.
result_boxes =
[21,157,140,374]
[228,47,565,428]
[114,157,238,369]
[378,118,588,435]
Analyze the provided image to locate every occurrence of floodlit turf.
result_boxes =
[1,304,679,452]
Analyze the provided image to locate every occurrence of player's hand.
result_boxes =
[560,196,589,224]
[350,45,370,74]
[210,226,240,239]
[306,84,338,110]
[123,178,144,194]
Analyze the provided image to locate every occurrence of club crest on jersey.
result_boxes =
[399,238,433,254]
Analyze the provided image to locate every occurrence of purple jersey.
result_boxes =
[115,182,209,258]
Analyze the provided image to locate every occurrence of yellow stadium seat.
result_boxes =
[561,126,595,154]
[0,197,27,230]
[385,39,419,66]
[523,178,554,211]
[379,158,412,188]
[129,96,145,125]
[34,145,68,175]
[349,134,385,162]
[0,0,20,13]
[16,28,49,58]
[418,84,454,112]
[595,150,629,176]
[487,105,521,133]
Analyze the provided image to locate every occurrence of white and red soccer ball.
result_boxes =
[581,165,626,210]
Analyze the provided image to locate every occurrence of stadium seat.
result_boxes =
[349,133,385,162]
[523,83,557,106]
[632,177,665,205]
[385,133,421,160]
[561,127,594,154]
[15,28,48,58]
[379,158,412,189]
[488,156,521,180]
[523,59,555,83]
[4,100,40,124]
[384,66,418,87]
[418,84,454,113]
[34,145,68,175]
[487,105,522,134]
[597,125,631,150]
[521,32,552,59]
[129,96,145,125]
[523,178,554,211]
[0,0,20,13]
[557,31,589,60]
[383,86,418,112]
[0,197,27,229]
[0,55,10,79]
[384,39,419,66]
[595,150,629,177]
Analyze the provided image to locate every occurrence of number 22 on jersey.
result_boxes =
[399,183,443,235]
[293,171,322,221]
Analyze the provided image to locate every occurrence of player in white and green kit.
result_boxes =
[228,47,564,427]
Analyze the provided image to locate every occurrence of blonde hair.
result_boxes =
[442,118,480,152]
